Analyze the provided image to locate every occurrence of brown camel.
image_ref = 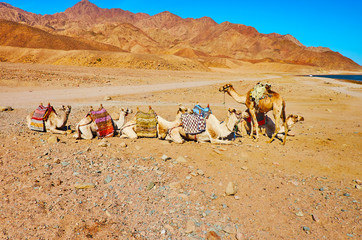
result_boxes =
[219,83,288,144]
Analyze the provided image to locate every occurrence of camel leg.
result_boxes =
[120,127,138,139]
[281,119,288,145]
[267,109,281,144]
[249,109,259,141]
[77,125,94,139]
[48,127,67,135]
[168,128,184,144]
[210,138,232,144]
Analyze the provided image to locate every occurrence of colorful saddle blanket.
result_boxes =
[30,104,55,132]
[181,113,206,135]
[135,108,158,138]
[89,108,114,138]
[193,104,212,119]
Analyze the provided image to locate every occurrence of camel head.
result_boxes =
[177,105,190,114]
[286,114,304,129]
[219,84,233,93]
[120,107,133,116]
[61,105,72,114]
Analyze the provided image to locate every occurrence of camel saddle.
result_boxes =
[29,104,55,132]
[89,107,114,138]
[135,108,158,138]
[249,82,272,107]
[193,104,212,119]
[181,113,206,135]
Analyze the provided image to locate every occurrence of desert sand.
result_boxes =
[0,62,361,239]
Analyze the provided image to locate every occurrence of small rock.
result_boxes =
[47,135,59,144]
[120,142,127,148]
[223,224,236,234]
[135,145,141,151]
[241,166,248,170]
[354,179,361,185]
[196,169,204,176]
[213,149,222,154]
[53,158,61,164]
[302,226,310,232]
[355,184,361,190]
[225,182,237,196]
[104,96,112,101]
[98,139,109,147]
[175,156,187,163]
[235,231,244,240]
[343,193,351,197]
[104,176,113,184]
[206,231,221,240]
[169,182,181,190]
[61,161,69,167]
[146,181,155,190]
[161,154,171,161]
[296,211,304,217]
[0,106,13,112]
[184,220,195,233]
[312,214,320,222]
[74,183,95,189]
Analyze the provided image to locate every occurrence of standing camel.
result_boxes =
[219,83,288,144]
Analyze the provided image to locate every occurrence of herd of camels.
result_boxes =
[26,83,304,145]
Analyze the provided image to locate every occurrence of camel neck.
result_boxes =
[228,88,246,104]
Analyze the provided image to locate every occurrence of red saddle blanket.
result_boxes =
[30,104,55,131]
[89,108,114,138]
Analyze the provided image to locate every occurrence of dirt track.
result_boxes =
[0,62,361,239]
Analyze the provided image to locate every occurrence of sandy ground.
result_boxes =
[0,62,361,239]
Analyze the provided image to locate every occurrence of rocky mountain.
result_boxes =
[0,0,360,70]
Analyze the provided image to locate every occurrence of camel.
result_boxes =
[120,105,190,139]
[168,108,242,144]
[27,104,71,134]
[219,83,288,144]
[157,105,191,140]
[238,111,304,140]
[74,107,132,140]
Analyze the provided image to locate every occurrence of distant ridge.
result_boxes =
[0,0,360,71]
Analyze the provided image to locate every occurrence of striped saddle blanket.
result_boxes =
[89,108,114,138]
[181,113,206,135]
[135,108,158,138]
[30,104,55,131]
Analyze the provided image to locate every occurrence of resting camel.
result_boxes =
[74,107,132,139]
[219,83,288,144]
[120,105,190,139]
[157,105,191,140]
[27,105,71,134]
[168,108,242,144]
[238,111,304,140]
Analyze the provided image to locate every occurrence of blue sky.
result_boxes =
[4,0,362,65]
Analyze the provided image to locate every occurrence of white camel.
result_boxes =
[120,105,190,139]
[27,105,71,134]
[74,107,132,140]
[168,108,242,144]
